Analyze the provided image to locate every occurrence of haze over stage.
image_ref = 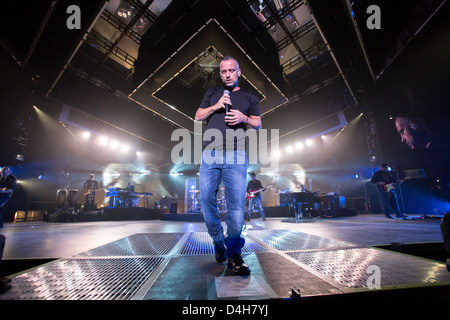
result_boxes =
[1,0,450,304]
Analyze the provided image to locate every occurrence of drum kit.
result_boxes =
[216,186,227,213]
[187,186,227,213]
[187,189,201,213]
[56,188,80,213]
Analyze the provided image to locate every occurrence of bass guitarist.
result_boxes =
[370,163,404,219]
[246,172,266,221]
[83,173,99,211]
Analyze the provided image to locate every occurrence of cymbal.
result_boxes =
[189,190,200,193]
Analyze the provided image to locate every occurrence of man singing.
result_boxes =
[195,56,261,275]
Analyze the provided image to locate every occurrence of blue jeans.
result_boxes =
[248,194,265,219]
[378,190,402,216]
[200,150,247,257]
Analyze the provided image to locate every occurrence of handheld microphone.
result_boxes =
[223,90,230,113]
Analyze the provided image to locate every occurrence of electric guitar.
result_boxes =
[383,177,411,192]
[83,188,105,195]
[246,184,273,201]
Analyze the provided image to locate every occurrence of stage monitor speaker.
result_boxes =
[169,203,177,213]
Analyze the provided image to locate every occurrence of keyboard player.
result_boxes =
[125,181,138,207]
[125,182,153,208]
[126,181,135,193]
[294,185,313,219]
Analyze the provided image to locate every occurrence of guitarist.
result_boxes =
[83,174,99,211]
[246,173,266,221]
[370,163,403,219]
[0,167,17,228]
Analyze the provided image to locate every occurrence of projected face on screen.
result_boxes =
[394,117,433,150]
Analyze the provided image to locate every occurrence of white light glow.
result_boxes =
[82,131,91,139]
[98,136,109,145]
[110,140,119,149]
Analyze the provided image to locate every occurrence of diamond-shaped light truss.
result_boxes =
[129,19,288,130]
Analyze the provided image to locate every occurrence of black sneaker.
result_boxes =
[0,278,11,293]
[214,242,226,263]
[227,254,251,275]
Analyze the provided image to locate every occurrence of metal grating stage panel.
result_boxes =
[3,230,449,300]
[0,257,165,300]
[250,229,354,251]
[286,248,450,288]
[76,233,184,257]
[178,232,267,255]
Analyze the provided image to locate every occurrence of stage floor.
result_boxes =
[1,214,449,301]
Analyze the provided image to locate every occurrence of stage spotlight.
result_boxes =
[273,150,281,158]
[111,171,120,179]
[110,140,119,149]
[82,131,91,139]
[321,135,327,140]
[306,139,313,146]
[120,144,130,152]
[98,136,109,146]
[286,145,293,154]
[295,142,303,150]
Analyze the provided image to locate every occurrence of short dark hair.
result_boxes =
[380,163,389,168]
[249,172,256,176]
[221,56,239,69]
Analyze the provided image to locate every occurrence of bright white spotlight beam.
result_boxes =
[110,140,119,149]
[98,136,109,146]
[82,131,91,139]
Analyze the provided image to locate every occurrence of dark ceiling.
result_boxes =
[1,0,448,173]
